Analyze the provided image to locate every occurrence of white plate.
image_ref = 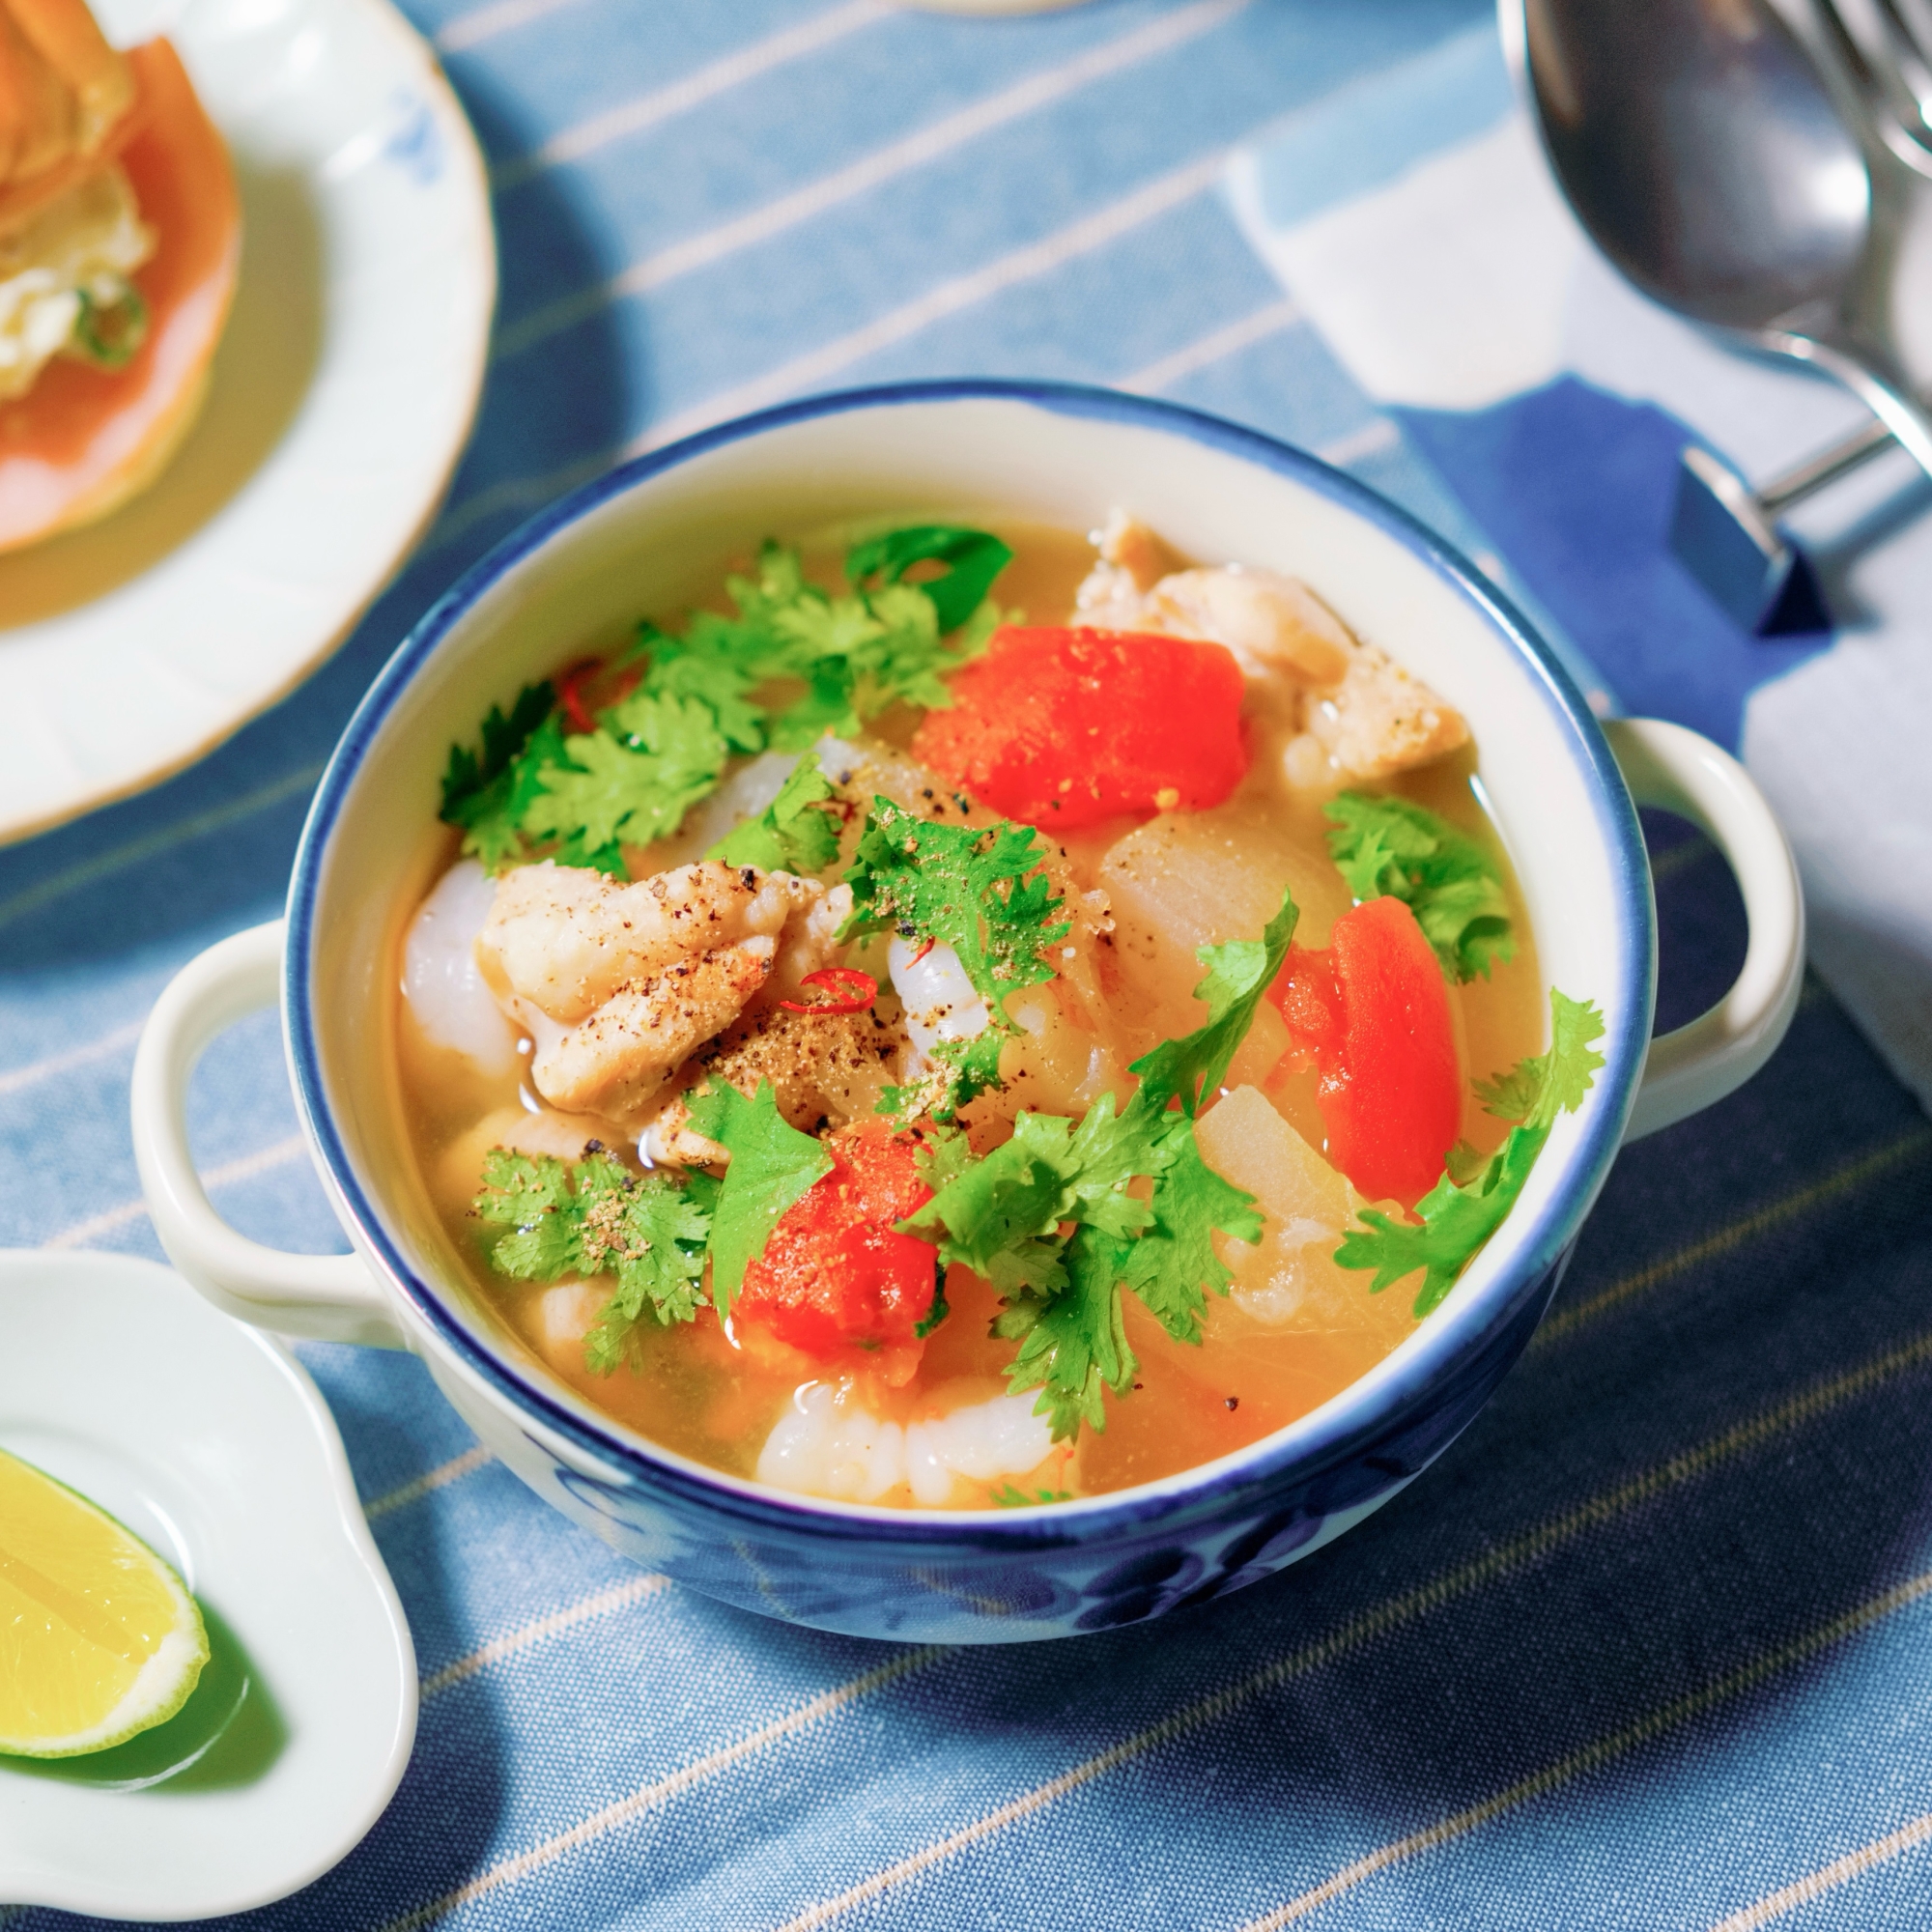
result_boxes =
[0,1249,416,1920]
[0,0,496,845]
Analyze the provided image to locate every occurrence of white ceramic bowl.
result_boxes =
[129,384,1804,1640]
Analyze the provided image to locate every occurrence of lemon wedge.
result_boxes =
[0,1446,209,1758]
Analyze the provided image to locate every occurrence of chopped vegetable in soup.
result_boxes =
[392,512,1599,1508]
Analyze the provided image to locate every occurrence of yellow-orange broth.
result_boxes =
[389,521,1543,1506]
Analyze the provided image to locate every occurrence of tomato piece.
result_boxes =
[1267,896,1461,1207]
[0,41,242,553]
[911,625,1248,830]
[735,1124,939,1356]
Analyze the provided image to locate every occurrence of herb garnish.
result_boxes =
[440,682,556,870]
[989,1482,1072,1507]
[469,1082,835,1363]
[841,800,1070,1117]
[897,890,1296,1439]
[680,1080,833,1321]
[1324,792,1514,982]
[845,525,1014,636]
[471,1146,713,1372]
[71,286,150,368]
[1128,891,1300,1116]
[438,526,1009,877]
[520,690,730,875]
[705,753,842,875]
[1336,988,1605,1315]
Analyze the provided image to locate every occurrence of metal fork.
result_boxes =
[1661,0,1932,629]
[1794,0,1932,169]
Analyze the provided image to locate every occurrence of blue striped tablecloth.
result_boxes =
[6,3,1932,1925]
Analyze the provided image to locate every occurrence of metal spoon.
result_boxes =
[1501,0,1932,626]
[1505,0,1932,470]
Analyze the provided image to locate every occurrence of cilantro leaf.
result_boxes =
[637,637,767,753]
[681,1080,833,1320]
[840,800,1069,1021]
[909,1122,976,1194]
[580,1172,713,1371]
[926,1030,1008,1118]
[912,1274,951,1339]
[989,1483,1072,1506]
[472,1147,714,1372]
[1473,988,1607,1128]
[1129,887,1299,1117]
[706,753,842,874]
[901,1093,1257,1440]
[440,683,556,869]
[768,658,867,751]
[463,712,578,871]
[1122,1114,1264,1344]
[438,526,1014,880]
[1335,1128,1544,1318]
[763,582,961,741]
[1324,792,1515,982]
[982,1235,1071,1301]
[1002,1225,1136,1439]
[1336,989,1605,1315]
[849,583,960,716]
[895,885,1293,1440]
[473,1146,581,1279]
[898,1111,1083,1274]
[521,692,728,861]
[845,524,1013,636]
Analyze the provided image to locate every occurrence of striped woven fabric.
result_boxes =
[5,2,1932,1925]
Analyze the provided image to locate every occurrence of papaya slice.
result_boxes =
[0,38,239,554]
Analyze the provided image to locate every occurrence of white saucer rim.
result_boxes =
[0,0,497,848]
[0,1246,420,1920]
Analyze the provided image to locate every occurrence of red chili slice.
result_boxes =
[556,657,602,734]
[779,967,878,1016]
[905,936,937,967]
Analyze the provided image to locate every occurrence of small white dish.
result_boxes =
[0,1248,415,1920]
[0,0,496,845]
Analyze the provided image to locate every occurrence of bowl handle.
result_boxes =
[131,919,409,1349]
[1605,718,1806,1141]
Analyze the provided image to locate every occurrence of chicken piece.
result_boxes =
[1142,568,1353,686]
[475,860,837,1122]
[1071,505,1184,613]
[1292,637,1468,788]
[478,860,806,1023]
[641,1004,903,1166]
[1071,511,1467,787]
[528,944,777,1121]
[1077,522,1350,686]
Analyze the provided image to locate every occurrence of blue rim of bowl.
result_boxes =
[286,378,1653,1552]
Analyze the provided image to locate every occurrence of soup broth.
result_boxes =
[391,514,1554,1509]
